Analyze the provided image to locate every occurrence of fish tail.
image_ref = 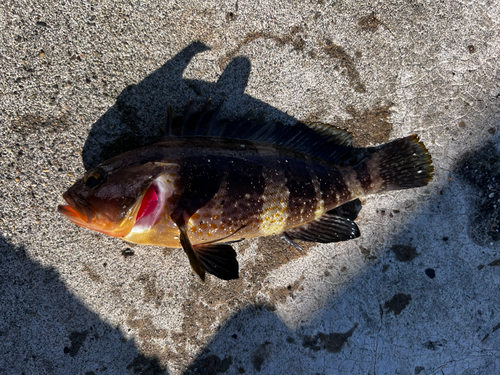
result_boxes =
[368,134,434,191]
[341,135,434,198]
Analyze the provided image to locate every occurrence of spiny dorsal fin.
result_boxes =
[161,101,355,164]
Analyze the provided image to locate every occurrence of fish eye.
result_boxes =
[84,167,107,188]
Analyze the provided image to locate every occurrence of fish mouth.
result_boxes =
[58,191,96,224]
[58,190,136,237]
[58,177,169,237]
[57,192,139,237]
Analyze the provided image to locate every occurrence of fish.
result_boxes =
[58,101,433,281]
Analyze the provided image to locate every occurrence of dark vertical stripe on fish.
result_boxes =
[352,161,372,193]
[177,156,226,216]
[223,160,266,223]
[283,160,318,227]
[317,168,350,207]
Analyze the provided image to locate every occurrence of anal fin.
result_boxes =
[284,199,361,243]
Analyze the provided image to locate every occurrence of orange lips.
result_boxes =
[58,193,140,238]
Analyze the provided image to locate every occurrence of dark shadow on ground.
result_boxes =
[0,235,167,375]
[82,41,295,170]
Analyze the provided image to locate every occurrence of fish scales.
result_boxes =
[58,101,433,281]
[126,138,353,245]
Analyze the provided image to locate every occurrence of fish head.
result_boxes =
[58,160,180,237]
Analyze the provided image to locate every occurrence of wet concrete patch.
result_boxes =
[457,142,500,246]
[322,40,366,93]
[391,244,418,262]
[82,264,103,283]
[64,330,89,357]
[302,323,358,354]
[358,13,380,32]
[126,353,166,375]
[330,104,394,146]
[136,273,165,307]
[11,114,70,138]
[251,341,271,372]
[219,26,306,69]
[384,293,412,316]
[186,354,233,375]
[424,268,436,278]
[488,259,500,266]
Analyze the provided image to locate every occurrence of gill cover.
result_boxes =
[58,162,179,237]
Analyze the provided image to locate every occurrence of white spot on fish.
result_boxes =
[314,199,325,219]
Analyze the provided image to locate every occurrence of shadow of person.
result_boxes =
[82,41,294,170]
[0,235,168,375]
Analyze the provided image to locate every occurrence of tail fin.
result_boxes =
[370,135,433,191]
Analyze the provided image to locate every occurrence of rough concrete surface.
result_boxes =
[1,1,499,374]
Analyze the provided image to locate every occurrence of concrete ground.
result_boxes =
[1,1,499,374]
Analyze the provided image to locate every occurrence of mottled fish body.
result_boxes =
[59,102,433,281]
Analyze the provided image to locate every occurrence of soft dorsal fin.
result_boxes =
[162,100,355,164]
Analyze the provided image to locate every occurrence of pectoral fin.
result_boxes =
[284,199,362,243]
[171,209,239,281]
[176,219,206,281]
[193,243,239,280]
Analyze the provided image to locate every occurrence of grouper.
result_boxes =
[58,101,433,281]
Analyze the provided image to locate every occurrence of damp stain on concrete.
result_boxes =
[358,13,380,32]
[303,103,394,146]
[160,235,310,367]
[390,244,418,262]
[302,323,358,354]
[457,142,500,246]
[135,273,165,307]
[384,293,412,316]
[488,259,500,266]
[322,39,366,93]
[11,114,70,138]
[185,354,233,375]
[63,330,89,358]
[218,26,306,69]
[251,341,271,372]
[126,353,166,375]
[82,264,103,283]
